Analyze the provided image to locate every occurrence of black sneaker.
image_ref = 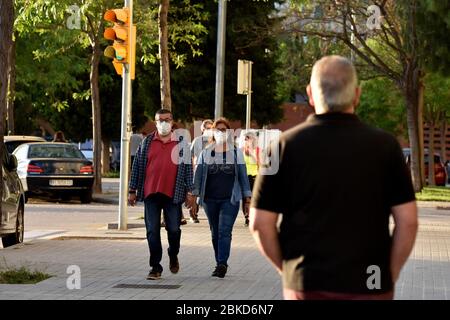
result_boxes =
[190,217,200,223]
[147,267,162,280]
[212,264,227,278]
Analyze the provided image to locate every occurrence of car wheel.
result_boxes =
[80,188,93,204]
[2,203,24,248]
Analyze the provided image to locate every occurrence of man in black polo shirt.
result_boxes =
[250,55,418,300]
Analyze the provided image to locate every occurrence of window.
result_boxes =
[28,145,85,159]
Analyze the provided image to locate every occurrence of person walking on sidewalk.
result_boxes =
[189,119,214,223]
[241,131,260,226]
[128,109,195,280]
[250,55,418,300]
[192,118,252,278]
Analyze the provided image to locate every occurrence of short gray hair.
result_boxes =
[310,55,358,112]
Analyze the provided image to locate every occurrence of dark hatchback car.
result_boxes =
[13,142,94,203]
[403,148,447,186]
[0,142,26,248]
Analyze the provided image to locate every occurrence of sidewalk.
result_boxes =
[0,212,281,300]
[1,177,449,300]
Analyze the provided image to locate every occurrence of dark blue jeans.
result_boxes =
[203,199,240,266]
[144,193,182,270]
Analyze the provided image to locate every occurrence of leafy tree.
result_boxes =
[284,0,433,191]
[357,78,406,137]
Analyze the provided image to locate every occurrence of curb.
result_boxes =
[92,194,119,205]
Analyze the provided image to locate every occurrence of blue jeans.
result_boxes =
[203,199,240,266]
[144,193,182,270]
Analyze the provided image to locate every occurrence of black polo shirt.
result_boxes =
[252,113,415,294]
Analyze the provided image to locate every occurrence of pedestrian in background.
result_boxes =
[128,109,196,280]
[192,118,252,278]
[191,119,214,168]
[250,55,418,300]
[241,131,260,226]
[188,119,214,223]
[130,130,144,168]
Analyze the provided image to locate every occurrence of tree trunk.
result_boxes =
[406,104,422,192]
[417,80,425,187]
[6,37,15,135]
[102,137,111,175]
[428,124,436,186]
[404,66,424,192]
[158,0,172,110]
[0,0,14,221]
[440,120,447,163]
[91,43,102,193]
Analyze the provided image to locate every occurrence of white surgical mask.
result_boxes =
[203,129,213,138]
[214,131,228,144]
[156,121,172,136]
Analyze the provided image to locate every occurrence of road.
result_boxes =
[22,202,144,242]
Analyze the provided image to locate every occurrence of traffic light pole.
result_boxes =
[118,0,133,231]
[246,61,253,130]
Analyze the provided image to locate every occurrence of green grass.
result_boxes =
[0,266,52,284]
[416,186,450,202]
[102,171,120,178]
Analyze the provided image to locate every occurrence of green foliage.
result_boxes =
[357,78,406,137]
[12,0,282,134]
[423,72,450,124]
[418,0,450,75]
[137,0,209,68]
[416,186,450,202]
[274,35,350,102]
[0,260,52,284]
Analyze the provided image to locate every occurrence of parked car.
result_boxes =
[0,142,26,248]
[402,148,447,186]
[4,135,46,154]
[13,142,94,203]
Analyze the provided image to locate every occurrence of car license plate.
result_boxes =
[49,179,73,186]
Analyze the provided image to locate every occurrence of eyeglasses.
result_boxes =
[156,118,172,123]
[215,128,227,133]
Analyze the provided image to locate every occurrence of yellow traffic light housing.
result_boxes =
[103,8,136,79]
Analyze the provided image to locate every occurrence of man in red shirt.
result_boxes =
[128,109,195,280]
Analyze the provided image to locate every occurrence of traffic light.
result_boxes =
[103,8,136,79]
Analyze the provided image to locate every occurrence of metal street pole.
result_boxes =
[118,0,133,231]
[246,61,253,130]
[214,0,227,119]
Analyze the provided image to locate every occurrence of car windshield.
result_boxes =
[28,144,85,159]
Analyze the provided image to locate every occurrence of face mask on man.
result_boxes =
[214,131,228,144]
[156,121,172,136]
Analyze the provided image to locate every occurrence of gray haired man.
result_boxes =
[250,55,418,300]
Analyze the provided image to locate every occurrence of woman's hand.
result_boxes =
[243,197,251,217]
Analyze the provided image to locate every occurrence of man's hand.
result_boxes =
[128,193,137,206]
